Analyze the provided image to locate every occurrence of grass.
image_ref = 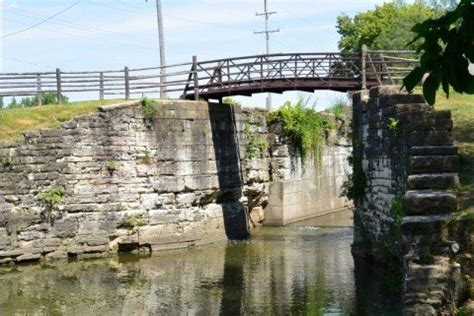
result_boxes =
[0,100,124,142]
[434,91,474,213]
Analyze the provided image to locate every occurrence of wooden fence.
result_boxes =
[0,50,419,104]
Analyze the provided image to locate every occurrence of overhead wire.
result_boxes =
[5,7,160,45]
[2,0,82,38]
[2,16,157,51]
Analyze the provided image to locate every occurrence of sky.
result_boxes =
[1,0,393,109]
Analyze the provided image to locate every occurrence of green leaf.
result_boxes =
[403,67,424,92]
[441,77,450,99]
[423,73,441,105]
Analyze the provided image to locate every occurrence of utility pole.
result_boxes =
[254,0,279,109]
[148,0,167,99]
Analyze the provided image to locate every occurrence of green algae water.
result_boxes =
[0,227,402,315]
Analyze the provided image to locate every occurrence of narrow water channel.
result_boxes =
[0,226,402,315]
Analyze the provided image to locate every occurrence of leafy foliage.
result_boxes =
[337,1,441,52]
[327,98,351,119]
[388,117,401,133]
[37,187,64,210]
[244,122,268,159]
[267,98,333,164]
[223,97,242,107]
[5,92,69,109]
[403,0,474,105]
[142,97,158,119]
[120,215,147,231]
[1,153,12,168]
[106,161,119,174]
[341,139,367,201]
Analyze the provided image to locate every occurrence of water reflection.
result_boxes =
[0,227,401,315]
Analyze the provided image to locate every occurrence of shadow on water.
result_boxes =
[208,102,249,240]
[353,255,403,316]
[219,242,246,315]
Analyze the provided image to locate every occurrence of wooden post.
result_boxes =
[56,68,62,104]
[124,66,130,100]
[36,74,42,106]
[193,56,199,100]
[361,44,367,90]
[99,72,104,100]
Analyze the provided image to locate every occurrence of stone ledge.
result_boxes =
[410,155,459,174]
[402,215,451,236]
[410,146,458,156]
[408,173,459,190]
[404,191,457,215]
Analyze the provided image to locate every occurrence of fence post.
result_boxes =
[124,66,130,100]
[99,72,104,100]
[193,56,199,101]
[361,44,367,90]
[56,68,62,104]
[36,74,42,106]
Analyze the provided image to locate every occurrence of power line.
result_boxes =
[5,7,158,45]
[1,16,157,51]
[254,0,279,109]
[2,0,82,39]
[3,57,58,70]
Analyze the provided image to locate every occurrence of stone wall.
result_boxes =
[352,86,473,314]
[266,115,352,225]
[0,101,258,263]
[0,100,350,265]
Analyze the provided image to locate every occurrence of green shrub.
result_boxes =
[267,98,334,165]
[223,97,241,107]
[9,92,69,108]
[388,117,401,133]
[341,139,367,201]
[1,153,12,168]
[142,97,157,119]
[37,187,64,210]
[327,98,350,118]
[106,161,119,174]
[244,122,268,159]
[121,215,147,231]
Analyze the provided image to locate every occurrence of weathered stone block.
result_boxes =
[408,173,459,190]
[410,146,458,156]
[404,191,457,215]
[409,131,454,147]
[410,156,459,174]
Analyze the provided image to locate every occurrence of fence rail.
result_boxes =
[0,49,419,104]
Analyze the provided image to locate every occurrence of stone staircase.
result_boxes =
[399,101,472,314]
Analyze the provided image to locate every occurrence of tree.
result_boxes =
[8,98,19,109]
[336,1,446,53]
[403,0,474,105]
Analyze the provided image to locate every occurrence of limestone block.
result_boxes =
[76,234,109,247]
[53,217,79,238]
[204,204,224,218]
[408,173,459,190]
[140,193,160,210]
[0,228,9,250]
[410,155,459,174]
[176,192,197,208]
[404,191,457,215]
[15,253,41,262]
[148,209,182,225]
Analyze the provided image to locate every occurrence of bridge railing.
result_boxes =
[0,51,419,104]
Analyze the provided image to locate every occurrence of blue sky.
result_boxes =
[1,0,392,109]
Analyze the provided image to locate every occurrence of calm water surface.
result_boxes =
[0,227,401,315]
